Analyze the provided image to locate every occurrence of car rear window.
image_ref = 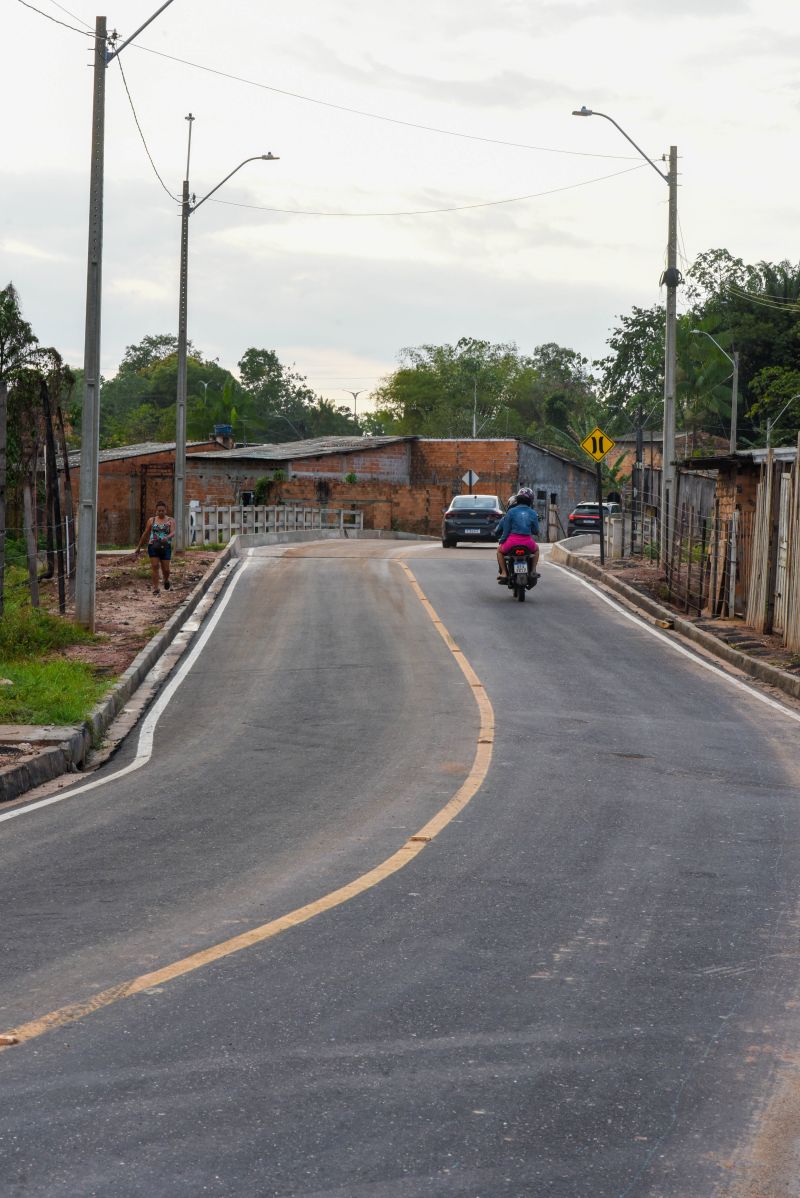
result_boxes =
[449,496,500,509]
[574,504,600,513]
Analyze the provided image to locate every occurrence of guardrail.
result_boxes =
[188,504,363,545]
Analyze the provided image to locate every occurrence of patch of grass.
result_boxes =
[0,567,110,725]
[188,541,227,551]
[0,659,111,725]
[0,583,95,658]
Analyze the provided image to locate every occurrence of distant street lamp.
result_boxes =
[341,389,366,421]
[174,126,279,548]
[572,105,680,554]
[690,329,739,453]
[765,394,800,449]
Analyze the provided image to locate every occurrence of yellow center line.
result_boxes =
[1,557,494,1052]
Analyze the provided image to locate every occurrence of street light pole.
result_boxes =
[572,107,680,558]
[173,147,279,549]
[690,329,739,454]
[75,2,177,630]
[342,390,366,422]
[766,395,799,449]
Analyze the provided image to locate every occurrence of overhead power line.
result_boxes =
[132,42,640,162]
[45,0,92,28]
[725,282,800,313]
[208,163,645,218]
[17,0,93,35]
[115,55,180,203]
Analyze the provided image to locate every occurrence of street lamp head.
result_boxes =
[572,106,593,117]
[262,153,279,160]
[690,329,700,335]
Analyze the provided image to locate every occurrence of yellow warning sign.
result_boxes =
[580,427,616,463]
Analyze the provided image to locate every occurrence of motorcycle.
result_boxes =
[499,545,538,602]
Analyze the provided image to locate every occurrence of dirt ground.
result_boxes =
[603,557,800,675]
[46,549,223,676]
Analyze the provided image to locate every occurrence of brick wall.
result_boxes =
[185,464,454,536]
[67,441,221,545]
[288,441,411,482]
[410,439,520,494]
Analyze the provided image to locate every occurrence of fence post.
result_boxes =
[728,510,738,617]
[698,514,708,616]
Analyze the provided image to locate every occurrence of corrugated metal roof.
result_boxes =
[188,435,415,462]
[680,446,797,469]
[65,440,210,467]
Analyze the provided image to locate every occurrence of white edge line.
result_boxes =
[0,558,251,825]
[548,559,800,726]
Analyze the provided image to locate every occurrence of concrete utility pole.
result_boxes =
[174,149,279,549]
[74,16,107,629]
[662,145,679,556]
[571,107,680,561]
[75,2,177,629]
[174,114,194,552]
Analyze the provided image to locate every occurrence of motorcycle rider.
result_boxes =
[494,488,540,582]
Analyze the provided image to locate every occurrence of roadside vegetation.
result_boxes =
[0,568,109,725]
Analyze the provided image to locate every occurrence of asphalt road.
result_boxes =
[2,540,800,1198]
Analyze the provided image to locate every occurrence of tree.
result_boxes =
[237,348,357,441]
[0,284,48,614]
[747,366,800,445]
[118,333,195,375]
[595,305,665,427]
[99,334,237,447]
[375,338,529,437]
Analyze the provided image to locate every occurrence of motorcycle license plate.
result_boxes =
[465,528,481,534]
[513,562,528,574]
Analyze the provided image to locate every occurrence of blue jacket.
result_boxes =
[494,505,540,541]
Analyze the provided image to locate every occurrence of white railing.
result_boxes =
[188,504,363,545]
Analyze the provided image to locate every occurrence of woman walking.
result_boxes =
[136,500,176,594]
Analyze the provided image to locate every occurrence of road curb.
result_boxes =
[550,541,800,701]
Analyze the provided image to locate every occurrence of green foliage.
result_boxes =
[746,366,800,443]
[0,578,94,657]
[598,248,800,447]
[95,336,360,449]
[595,304,665,425]
[0,659,109,725]
[343,472,358,484]
[0,283,40,381]
[0,570,110,724]
[373,336,597,450]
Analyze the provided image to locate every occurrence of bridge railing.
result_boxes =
[188,504,363,544]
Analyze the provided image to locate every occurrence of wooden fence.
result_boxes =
[745,441,800,649]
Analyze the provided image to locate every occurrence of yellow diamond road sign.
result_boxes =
[580,427,616,463]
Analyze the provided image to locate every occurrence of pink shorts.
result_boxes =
[500,534,538,553]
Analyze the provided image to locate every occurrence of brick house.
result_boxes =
[64,439,225,546]
[65,436,597,544]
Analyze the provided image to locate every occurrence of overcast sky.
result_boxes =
[3,0,799,413]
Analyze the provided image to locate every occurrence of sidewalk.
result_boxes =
[550,537,800,704]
